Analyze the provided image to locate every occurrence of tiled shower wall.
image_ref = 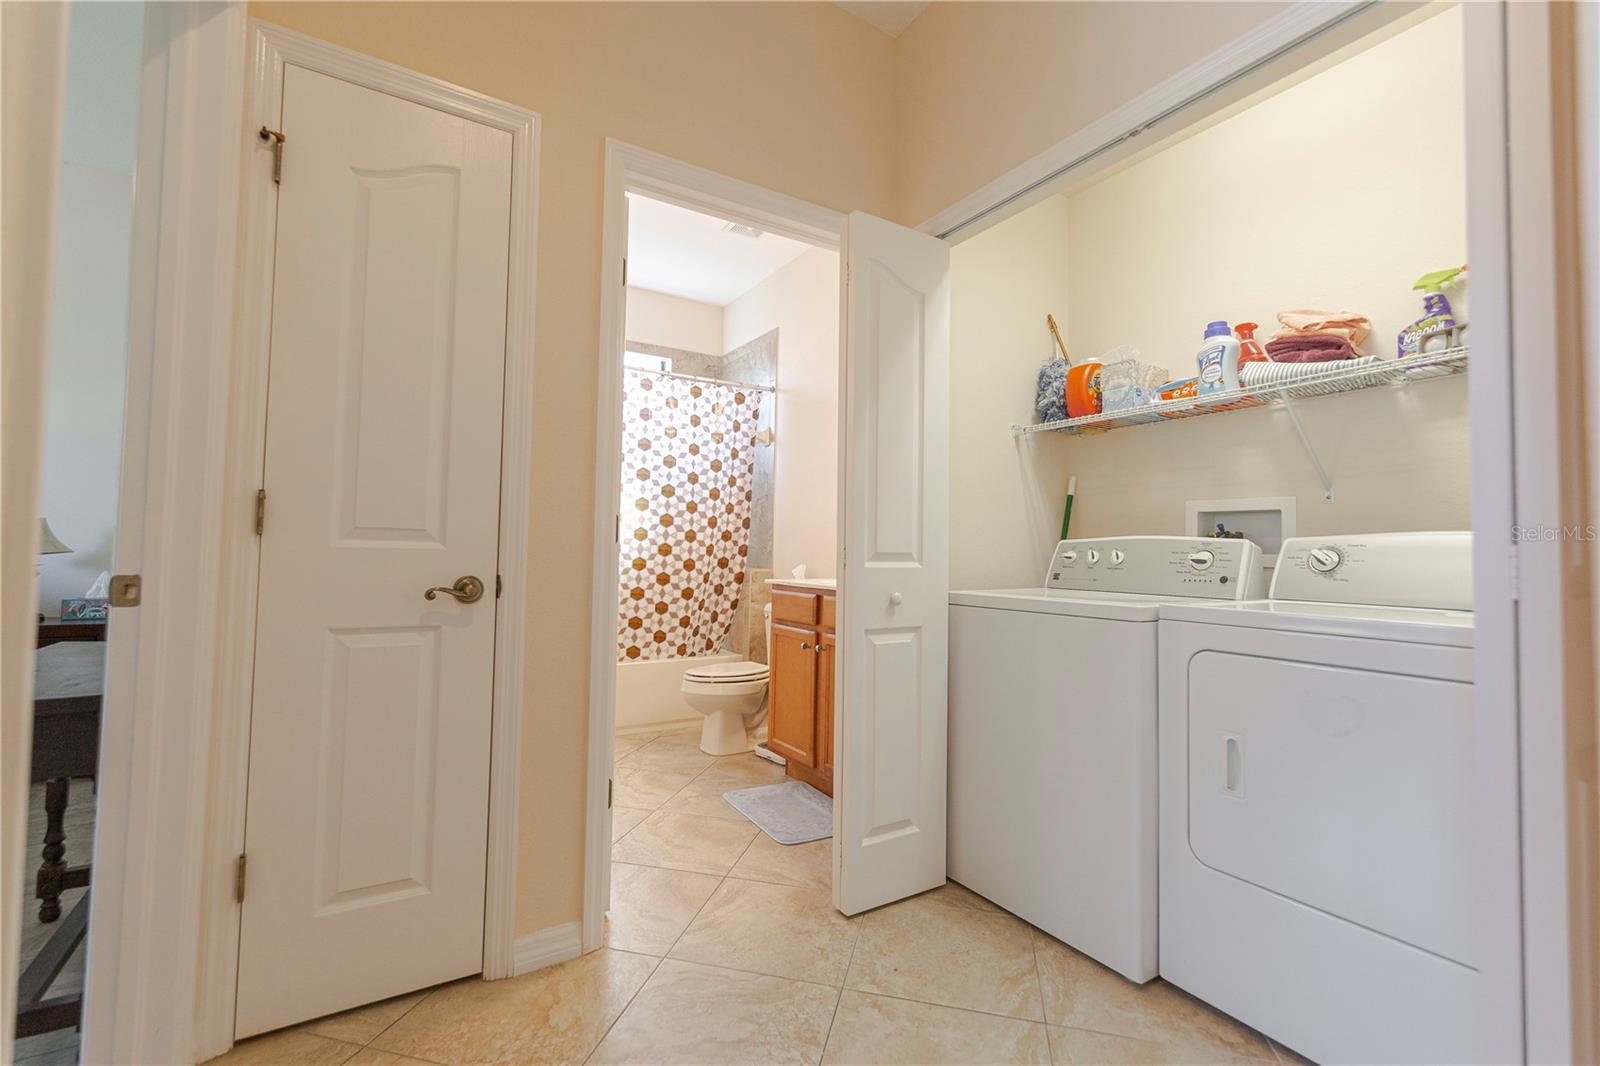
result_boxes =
[625,330,778,664]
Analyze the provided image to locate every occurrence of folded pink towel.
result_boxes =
[1265,335,1354,362]
[1271,310,1371,355]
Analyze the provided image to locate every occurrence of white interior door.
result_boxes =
[236,64,512,1037]
[833,211,950,916]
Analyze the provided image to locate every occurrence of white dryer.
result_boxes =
[949,536,1264,983]
[1158,532,1477,1064]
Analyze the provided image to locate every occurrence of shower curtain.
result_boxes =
[618,369,763,661]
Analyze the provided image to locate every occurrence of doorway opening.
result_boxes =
[14,5,146,1061]
[605,189,844,952]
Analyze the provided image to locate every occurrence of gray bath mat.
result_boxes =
[722,780,833,844]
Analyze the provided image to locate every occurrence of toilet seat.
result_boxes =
[682,660,769,684]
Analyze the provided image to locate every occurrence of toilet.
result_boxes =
[680,604,772,755]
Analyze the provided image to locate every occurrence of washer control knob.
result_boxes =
[1086,548,1101,566]
[1060,550,1078,565]
[1308,547,1343,574]
[1188,549,1216,572]
[1110,549,1126,566]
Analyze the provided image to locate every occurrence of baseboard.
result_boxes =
[511,921,583,976]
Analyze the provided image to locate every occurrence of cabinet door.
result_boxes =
[769,622,818,767]
[816,632,835,779]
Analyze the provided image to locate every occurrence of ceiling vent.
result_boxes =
[721,222,764,239]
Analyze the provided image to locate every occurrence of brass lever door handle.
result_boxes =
[424,576,485,604]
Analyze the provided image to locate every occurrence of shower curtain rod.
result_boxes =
[625,365,775,393]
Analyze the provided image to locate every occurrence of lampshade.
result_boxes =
[39,518,72,555]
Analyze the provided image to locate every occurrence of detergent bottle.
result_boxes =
[1196,321,1241,396]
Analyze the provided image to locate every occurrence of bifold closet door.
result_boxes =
[235,64,512,1038]
[833,211,951,916]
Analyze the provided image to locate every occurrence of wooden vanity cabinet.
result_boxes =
[767,583,836,796]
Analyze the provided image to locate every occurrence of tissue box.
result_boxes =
[61,598,109,621]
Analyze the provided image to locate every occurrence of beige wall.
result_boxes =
[951,8,1471,590]
[723,246,842,579]
[244,0,1434,943]
[623,286,722,355]
[248,1,896,937]
[892,1,1291,226]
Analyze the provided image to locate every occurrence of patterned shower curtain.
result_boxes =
[617,369,763,661]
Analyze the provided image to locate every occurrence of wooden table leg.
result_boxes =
[36,777,67,923]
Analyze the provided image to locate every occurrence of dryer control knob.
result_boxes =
[1308,547,1343,574]
[1060,550,1078,565]
[1110,549,1126,566]
[1188,549,1215,572]
[1086,549,1101,566]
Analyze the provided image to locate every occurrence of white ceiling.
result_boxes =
[626,194,814,307]
[835,1,930,38]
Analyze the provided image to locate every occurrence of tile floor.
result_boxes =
[210,725,1306,1066]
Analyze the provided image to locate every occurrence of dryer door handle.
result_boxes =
[1224,734,1244,797]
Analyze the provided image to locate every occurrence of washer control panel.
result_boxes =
[1271,532,1473,611]
[1045,536,1265,600]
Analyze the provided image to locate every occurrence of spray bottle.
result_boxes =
[1398,265,1467,358]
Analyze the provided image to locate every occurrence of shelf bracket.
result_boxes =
[1279,396,1334,502]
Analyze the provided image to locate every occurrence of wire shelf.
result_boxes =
[1011,346,1469,437]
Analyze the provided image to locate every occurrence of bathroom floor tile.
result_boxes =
[606,861,722,956]
[610,805,651,842]
[368,949,657,1065]
[699,752,787,788]
[297,990,429,1045]
[845,894,1044,1021]
[822,990,1052,1065]
[611,767,696,810]
[657,774,763,822]
[612,731,659,761]
[1033,935,1274,1062]
[205,1030,361,1065]
[670,878,858,985]
[617,737,717,776]
[587,959,838,1065]
[728,833,832,891]
[610,809,758,875]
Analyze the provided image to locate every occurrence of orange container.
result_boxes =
[1065,360,1103,417]
[1159,377,1199,401]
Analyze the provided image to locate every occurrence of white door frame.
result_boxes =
[583,141,844,953]
[193,21,540,1060]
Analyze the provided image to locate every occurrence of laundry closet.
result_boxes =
[941,7,1507,1064]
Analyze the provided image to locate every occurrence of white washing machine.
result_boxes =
[949,535,1264,983]
[1158,532,1477,1064]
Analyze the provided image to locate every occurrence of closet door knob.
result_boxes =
[889,592,904,606]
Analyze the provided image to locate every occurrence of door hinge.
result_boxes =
[622,257,627,287]
[235,853,248,903]
[496,574,503,599]
[109,574,141,608]
[254,489,267,536]
[258,127,285,184]
[608,778,613,809]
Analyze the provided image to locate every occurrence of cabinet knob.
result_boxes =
[800,641,811,650]
[889,592,904,606]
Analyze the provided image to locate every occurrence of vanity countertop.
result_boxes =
[765,577,836,591]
